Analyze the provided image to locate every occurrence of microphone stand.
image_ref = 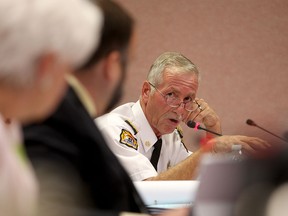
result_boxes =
[187,120,222,136]
[246,119,288,144]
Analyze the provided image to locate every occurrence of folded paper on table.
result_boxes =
[133,180,200,208]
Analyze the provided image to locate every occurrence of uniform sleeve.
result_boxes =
[96,115,157,181]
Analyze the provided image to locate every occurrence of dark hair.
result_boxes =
[78,0,134,70]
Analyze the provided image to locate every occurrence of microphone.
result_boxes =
[246,119,288,143]
[187,120,242,157]
[187,120,222,136]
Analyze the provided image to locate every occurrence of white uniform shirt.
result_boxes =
[96,101,191,181]
[0,115,38,216]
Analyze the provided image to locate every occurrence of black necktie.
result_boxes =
[150,139,162,171]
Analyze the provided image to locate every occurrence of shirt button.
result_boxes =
[145,141,150,147]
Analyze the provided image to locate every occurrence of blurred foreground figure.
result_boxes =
[0,0,101,215]
[24,0,149,215]
[192,143,288,216]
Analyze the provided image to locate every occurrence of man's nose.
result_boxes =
[174,103,186,119]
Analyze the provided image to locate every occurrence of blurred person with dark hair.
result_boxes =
[0,0,101,216]
[76,0,135,116]
[23,0,149,215]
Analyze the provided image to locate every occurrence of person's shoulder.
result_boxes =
[23,122,63,144]
[110,102,135,116]
[95,102,136,125]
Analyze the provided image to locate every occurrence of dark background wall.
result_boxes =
[115,0,288,150]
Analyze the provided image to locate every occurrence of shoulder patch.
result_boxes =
[119,129,138,150]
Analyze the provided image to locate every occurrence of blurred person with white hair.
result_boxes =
[0,0,102,215]
[23,0,151,215]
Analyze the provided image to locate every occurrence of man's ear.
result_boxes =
[102,51,121,81]
[141,81,151,102]
[36,53,57,91]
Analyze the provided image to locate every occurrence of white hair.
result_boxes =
[0,0,103,86]
[147,52,200,87]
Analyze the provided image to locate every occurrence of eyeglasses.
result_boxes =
[148,82,200,112]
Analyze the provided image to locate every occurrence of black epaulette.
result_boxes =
[124,120,138,135]
[176,126,184,139]
[176,126,189,153]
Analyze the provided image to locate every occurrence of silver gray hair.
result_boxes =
[147,52,200,88]
[0,0,103,86]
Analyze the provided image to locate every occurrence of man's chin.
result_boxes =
[163,126,179,135]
